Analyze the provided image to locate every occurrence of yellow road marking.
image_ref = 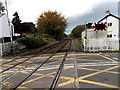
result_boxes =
[53,55,64,58]
[44,61,61,66]
[58,79,74,87]
[18,87,33,90]
[0,74,10,77]
[3,64,25,68]
[28,60,61,68]
[77,59,108,62]
[58,65,119,87]
[78,67,120,74]
[22,67,72,85]
[79,79,120,88]
[21,71,43,76]
[66,57,108,62]
[22,72,56,85]
[98,54,116,62]
[1,59,13,62]
[32,56,49,60]
[68,54,98,56]
[78,65,119,80]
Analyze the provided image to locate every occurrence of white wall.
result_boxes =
[100,16,119,40]
[0,16,2,38]
[82,15,120,51]
[1,14,11,37]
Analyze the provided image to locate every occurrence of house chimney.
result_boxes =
[105,10,110,15]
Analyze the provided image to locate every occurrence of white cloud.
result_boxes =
[1,0,119,25]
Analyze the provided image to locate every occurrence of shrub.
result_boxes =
[16,37,47,49]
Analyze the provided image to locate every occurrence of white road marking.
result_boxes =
[113,57,119,60]
[3,62,119,73]
[104,54,109,56]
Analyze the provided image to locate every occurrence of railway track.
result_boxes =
[1,39,69,73]
[1,39,72,89]
[50,39,72,90]
[1,39,67,81]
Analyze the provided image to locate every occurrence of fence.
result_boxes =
[85,38,119,52]
[0,42,25,56]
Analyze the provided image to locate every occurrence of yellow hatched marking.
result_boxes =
[53,55,64,58]
[3,64,25,68]
[77,59,108,62]
[2,59,13,62]
[28,60,61,68]
[68,54,99,56]
[58,79,74,87]
[44,61,61,65]
[22,67,72,85]
[22,72,56,85]
[78,67,120,74]
[32,56,49,60]
[79,79,120,89]
[98,54,116,62]
[0,74,10,77]
[25,61,33,63]
[58,65,119,87]
[78,65,119,80]
[21,71,43,76]
[67,58,108,62]
[18,87,33,90]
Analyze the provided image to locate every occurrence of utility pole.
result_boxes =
[5,0,8,16]
[85,22,87,51]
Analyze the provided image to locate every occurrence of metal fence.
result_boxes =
[85,38,119,52]
[0,42,25,56]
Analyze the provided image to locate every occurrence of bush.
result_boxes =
[16,37,47,49]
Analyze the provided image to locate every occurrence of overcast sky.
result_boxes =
[0,0,119,34]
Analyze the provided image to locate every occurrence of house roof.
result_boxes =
[98,13,120,22]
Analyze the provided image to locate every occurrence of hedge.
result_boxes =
[16,37,47,49]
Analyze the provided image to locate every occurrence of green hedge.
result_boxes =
[16,37,47,49]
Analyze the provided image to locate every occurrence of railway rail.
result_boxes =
[1,39,69,73]
[1,39,72,90]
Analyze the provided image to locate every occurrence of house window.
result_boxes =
[108,23,112,26]
[107,34,112,38]
[109,34,112,38]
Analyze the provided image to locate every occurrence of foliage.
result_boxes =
[0,2,5,12]
[36,10,68,40]
[16,37,47,49]
[3,50,10,56]
[12,12,22,34]
[70,25,85,39]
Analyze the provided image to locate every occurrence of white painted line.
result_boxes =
[105,54,109,56]
[113,57,119,60]
[3,62,120,73]
[77,63,118,67]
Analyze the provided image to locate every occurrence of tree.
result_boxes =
[70,25,85,39]
[36,10,68,40]
[12,12,22,35]
[0,2,5,13]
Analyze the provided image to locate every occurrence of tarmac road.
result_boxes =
[1,52,120,89]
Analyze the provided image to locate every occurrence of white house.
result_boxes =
[0,12,14,56]
[82,12,120,51]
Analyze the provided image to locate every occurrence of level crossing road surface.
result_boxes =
[1,52,120,89]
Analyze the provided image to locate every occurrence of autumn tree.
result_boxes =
[37,10,68,40]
